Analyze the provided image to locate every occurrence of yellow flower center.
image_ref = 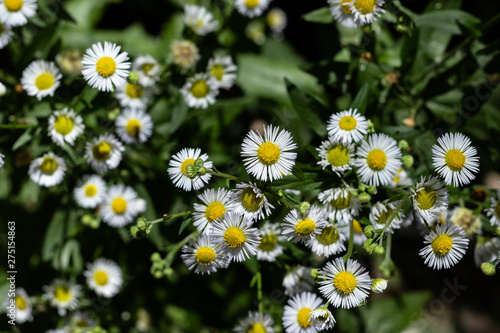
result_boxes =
[267,11,283,27]
[190,80,209,98]
[224,227,246,248]
[376,207,393,225]
[334,271,357,294]
[55,286,71,302]
[96,57,116,78]
[195,247,216,265]
[330,191,351,209]
[355,0,375,14]
[111,197,127,215]
[245,323,266,333]
[210,64,224,81]
[495,202,500,218]
[142,63,154,74]
[415,186,437,210]
[94,270,109,286]
[353,219,364,233]
[241,187,264,212]
[340,0,353,14]
[39,157,58,174]
[367,149,387,171]
[15,296,27,310]
[245,0,259,9]
[126,119,142,138]
[297,307,313,328]
[445,149,466,171]
[54,115,74,135]
[338,115,357,131]
[258,233,277,251]
[92,142,112,161]
[295,219,316,237]
[257,142,281,165]
[4,0,23,12]
[393,173,401,184]
[84,184,97,197]
[327,145,350,167]
[316,226,339,245]
[35,73,55,90]
[432,234,453,255]
[205,202,226,222]
[125,84,144,99]
[181,158,196,176]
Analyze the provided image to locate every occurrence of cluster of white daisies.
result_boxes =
[5,258,123,330]
[328,0,385,28]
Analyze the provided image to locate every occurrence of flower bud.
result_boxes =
[371,278,388,293]
[358,183,367,192]
[310,268,319,279]
[398,140,409,150]
[481,262,496,276]
[299,201,311,215]
[364,239,374,254]
[150,252,161,262]
[153,270,163,279]
[194,158,204,167]
[198,167,207,175]
[131,226,142,239]
[374,244,385,255]
[81,214,92,225]
[358,192,371,203]
[364,225,375,238]
[402,155,414,169]
[496,226,500,236]
[367,185,377,195]
[367,120,375,134]
[352,190,359,197]
[128,72,139,84]
[0,82,6,96]
[137,217,148,231]
[185,164,198,179]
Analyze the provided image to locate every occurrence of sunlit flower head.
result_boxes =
[411,175,449,223]
[348,0,385,25]
[327,108,368,144]
[267,8,287,35]
[4,288,33,323]
[184,5,218,35]
[369,200,405,233]
[43,279,81,316]
[182,234,229,275]
[317,137,355,175]
[132,54,160,87]
[340,218,367,245]
[235,0,271,18]
[73,174,107,209]
[115,80,151,110]
[207,55,237,90]
[235,311,275,333]
[282,206,328,244]
[170,39,200,72]
[229,182,274,221]
[115,108,153,144]
[318,187,361,224]
[193,188,234,234]
[168,148,213,191]
[391,169,411,187]
[309,307,336,331]
[328,0,358,28]
[283,292,323,333]
[84,258,123,298]
[28,152,66,187]
[85,134,124,173]
[257,222,285,262]
[48,108,85,146]
[101,185,146,227]
[21,60,62,100]
[181,73,220,109]
[0,0,37,26]
[307,222,347,257]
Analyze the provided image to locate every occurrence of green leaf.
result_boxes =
[303,7,333,24]
[413,10,480,35]
[351,84,369,115]
[286,80,327,136]
[60,239,83,274]
[42,210,65,262]
[12,128,33,151]
[178,218,193,235]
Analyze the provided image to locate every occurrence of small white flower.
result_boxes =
[318,258,371,309]
[115,81,151,110]
[369,200,405,233]
[170,39,199,72]
[0,152,5,168]
[309,307,336,331]
[327,108,368,144]
[267,8,287,35]
[229,182,274,221]
[210,212,261,262]
[371,278,387,293]
[207,55,237,90]
[318,187,361,224]
[181,73,220,109]
[348,0,385,25]
[28,152,66,187]
[84,258,123,298]
[168,148,213,191]
[73,175,107,209]
[419,223,469,270]
[235,0,271,18]
[21,60,62,100]
[241,125,297,182]
[115,109,153,144]
[48,108,85,146]
[257,222,285,262]
[192,188,234,234]
[100,185,146,227]
[3,288,33,323]
[307,223,347,257]
[328,0,359,28]
[282,292,323,333]
[391,169,411,187]
[432,132,479,187]
[43,279,81,316]
[0,22,13,48]
[82,41,130,92]
[184,5,218,35]
[0,0,37,27]
[485,190,500,226]
[282,206,328,244]
[182,234,229,275]
[283,266,315,297]
[132,54,160,87]
[85,134,124,173]
[317,137,355,175]
[410,175,449,223]
[235,312,275,333]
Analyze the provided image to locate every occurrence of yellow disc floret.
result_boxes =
[84,184,97,197]
[245,0,259,9]
[241,187,264,212]
[258,233,277,251]
[54,115,74,135]
[246,323,266,333]
[190,80,209,98]
[181,158,196,176]
[353,219,364,233]
[210,65,224,81]
[15,296,27,310]
[195,247,216,265]
[55,286,71,302]
[257,142,281,165]
[327,145,350,167]
[111,197,127,215]
[355,0,375,14]
[330,192,351,209]
[205,202,226,222]
[415,186,437,210]
[5,0,23,12]
[445,149,466,171]
[39,157,58,174]
[92,142,112,161]
[367,149,387,171]
[338,116,357,131]
[35,73,55,90]
[340,0,353,14]
[125,84,144,99]
[126,119,142,138]
[334,271,357,294]
[316,226,339,245]
[432,234,453,255]
[297,307,313,328]
[295,219,316,237]
[224,227,246,248]
[96,57,116,77]
[94,270,109,286]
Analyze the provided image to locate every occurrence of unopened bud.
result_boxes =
[367,120,375,134]
[185,163,198,179]
[150,252,161,262]
[496,226,500,236]
[402,155,414,169]
[371,278,388,293]
[310,268,319,279]
[194,158,204,167]
[137,217,148,231]
[367,185,377,195]
[352,190,359,197]
[364,225,375,238]
[374,244,385,255]
[299,201,311,215]
[358,192,371,203]
[358,183,367,192]
[198,166,207,175]
[398,140,409,150]
[364,239,374,254]
[128,72,139,84]
[481,262,496,276]
[131,226,142,239]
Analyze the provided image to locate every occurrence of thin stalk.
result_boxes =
[207,169,247,183]
[149,211,192,225]
[344,218,355,262]
[376,193,410,241]
[256,272,263,314]
[268,179,315,191]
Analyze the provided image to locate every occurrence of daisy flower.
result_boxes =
[235,312,275,333]
[21,60,62,100]
[181,73,220,109]
[115,81,151,110]
[132,54,160,87]
[241,125,297,182]
[48,108,85,146]
[84,258,123,298]
[5,288,33,323]
[349,0,385,25]
[73,175,107,209]
[419,223,469,270]
[485,190,500,226]
[340,218,367,245]
[318,258,371,309]
[246,21,266,45]
[328,0,358,28]
[283,266,315,297]
[370,200,404,233]
[0,153,5,168]
[318,187,361,224]
[327,108,368,144]
[82,41,130,92]
[207,55,237,90]
[170,39,199,72]
[184,5,218,35]
[371,278,387,293]
[43,279,81,316]
[257,222,285,262]
[85,134,124,173]
[307,223,347,257]
[391,169,411,187]
[235,0,271,18]
[100,185,146,227]
[192,188,234,234]
[0,0,37,27]
[282,206,328,244]
[410,175,449,222]
[182,234,229,275]
[210,212,261,262]
[316,137,355,175]
[229,182,274,221]
[355,133,402,186]
[0,22,13,48]
[282,292,323,333]
[28,152,66,187]
[309,307,335,331]
[115,109,153,144]
[267,8,287,35]
[168,148,213,191]
[432,132,479,187]
[449,207,481,236]
[67,312,96,329]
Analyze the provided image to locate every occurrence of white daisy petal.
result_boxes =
[206,54,237,90]
[256,222,285,262]
[316,137,355,175]
[410,175,449,223]
[235,311,275,333]
[85,133,124,173]
[318,186,361,224]
[21,60,62,100]
[235,0,271,18]
[282,292,323,333]
[100,185,146,227]
[192,188,234,234]
[369,200,405,233]
[181,234,229,275]
[281,206,328,244]
[42,280,81,316]
[48,108,85,146]
[73,175,107,209]
[115,109,153,144]
[309,308,336,331]
[28,152,66,187]
[327,108,368,144]
[168,148,213,191]
[484,190,500,227]
[184,5,218,35]
[283,266,315,297]
[0,0,37,27]
[180,73,220,109]
[0,22,13,48]
[348,0,385,25]
[229,182,274,221]
[307,222,347,257]
[132,54,160,87]
[328,0,359,28]
[84,258,123,298]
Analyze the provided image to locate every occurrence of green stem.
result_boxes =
[376,193,410,241]
[207,169,247,184]
[266,189,295,210]
[267,179,316,191]
[165,230,198,266]
[256,272,263,314]
[344,218,355,262]
[0,124,38,129]
[385,233,392,262]
[149,211,192,225]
